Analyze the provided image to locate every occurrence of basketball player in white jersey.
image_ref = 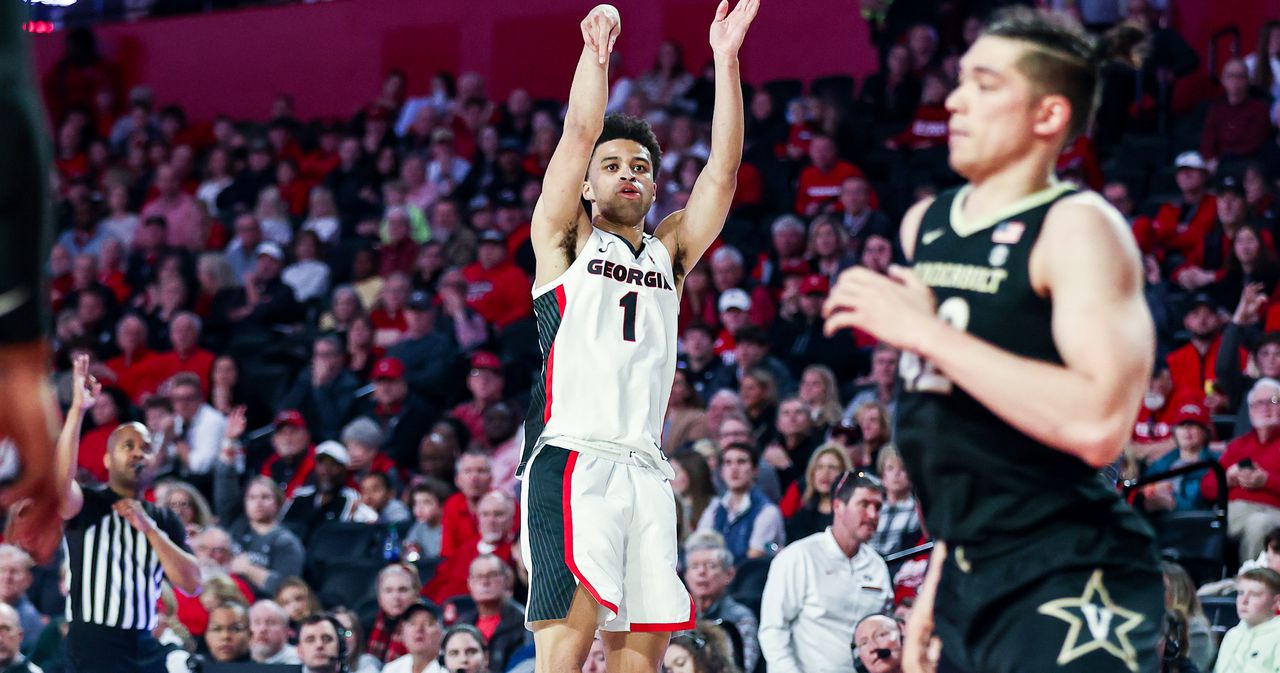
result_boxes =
[517,2,757,672]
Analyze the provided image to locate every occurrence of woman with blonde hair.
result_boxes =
[798,365,842,430]
[779,443,852,542]
[869,445,922,557]
[155,479,214,538]
[663,623,742,673]
[847,400,892,469]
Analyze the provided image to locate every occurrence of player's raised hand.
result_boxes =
[709,0,760,57]
[581,4,621,65]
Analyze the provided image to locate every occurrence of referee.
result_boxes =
[57,354,202,673]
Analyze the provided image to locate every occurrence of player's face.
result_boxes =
[584,139,657,226]
[1236,579,1280,626]
[946,37,1047,181]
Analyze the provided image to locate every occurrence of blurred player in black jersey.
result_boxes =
[824,8,1161,673]
[0,0,66,565]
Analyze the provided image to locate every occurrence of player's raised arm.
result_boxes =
[531,5,619,283]
[823,196,1154,468]
[57,353,97,520]
[656,0,758,275]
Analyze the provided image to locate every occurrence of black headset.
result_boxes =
[439,623,487,670]
[852,613,904,673]
[320,613,350,672]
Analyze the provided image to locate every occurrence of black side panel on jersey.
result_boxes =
[894,186,1154,558]
[517,290,566,476]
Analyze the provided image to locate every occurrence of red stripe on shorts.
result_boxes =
[561,450,619,615]
[629,594,697,632]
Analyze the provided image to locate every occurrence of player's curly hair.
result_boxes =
[594,113,662,178]
[669,623,742,673]
[983,6,1099,141]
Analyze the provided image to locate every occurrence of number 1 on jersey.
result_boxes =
[619,291,638,342]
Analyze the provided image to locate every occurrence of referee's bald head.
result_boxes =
[107,421,152,450]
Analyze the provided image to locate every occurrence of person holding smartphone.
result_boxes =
[1201,378,1280,562]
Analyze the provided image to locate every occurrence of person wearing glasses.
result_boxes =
[454,554,529,673]
[1201,377,1280,562]
[758,472,891,673]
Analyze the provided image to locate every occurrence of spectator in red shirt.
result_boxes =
[885,71,950,151]
[1201,377,1280,561]
[425,492,517,606]
[440,450,494,560]
[150,312,216,395]
[1167,294,1233,411]
[1132,362,1180,456]
[794,135,865,217]
[1201,59,1274,162]
[1135,152,1217,268]
[141,164,204,251]
[103,314,162,402]
[463,231,532,328]
[451,352,506,443]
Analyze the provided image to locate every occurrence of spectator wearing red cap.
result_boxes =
[254,409,317,499]
[358,357,439,470]
[462,231,532,328]
[771,274,860,380]
[795,134,865,217]
[386,291,458,403]
[1202,378,1280,561]
[280,335,362,442]
[1142,402,1217,513]
[450,352,506,442]
[280,441,377,544]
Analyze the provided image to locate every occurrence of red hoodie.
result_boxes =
[463,261,532,328]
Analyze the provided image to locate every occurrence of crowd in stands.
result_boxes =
[4,2,1280,672]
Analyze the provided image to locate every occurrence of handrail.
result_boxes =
[884,540,934,564]
[1122,459,1230,581]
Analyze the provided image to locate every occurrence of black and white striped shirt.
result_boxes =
[63,485,189,631]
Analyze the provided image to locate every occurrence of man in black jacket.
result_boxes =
[359,357,439,471]
[387,291,458,405]
[281,335,361,441]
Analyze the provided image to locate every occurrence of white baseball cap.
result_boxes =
[718,288,752,313]
[315,440,349,466]
[255,242,285,261]
[1174,151,1209,172]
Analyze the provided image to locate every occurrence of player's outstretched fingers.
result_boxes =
[714,0,729,21]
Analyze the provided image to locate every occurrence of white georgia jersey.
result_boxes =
[517,227,679,479]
